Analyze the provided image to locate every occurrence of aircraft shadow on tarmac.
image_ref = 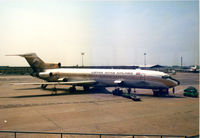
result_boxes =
[136,93,184,98]
[10,87,111,98]
[5,87,184,99]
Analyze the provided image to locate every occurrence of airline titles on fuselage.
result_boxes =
[89,71,144,80]
[91,71,139,76]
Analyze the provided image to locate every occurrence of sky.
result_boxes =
[0,0,199,66]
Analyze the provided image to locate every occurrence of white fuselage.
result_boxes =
[38,68,179,89]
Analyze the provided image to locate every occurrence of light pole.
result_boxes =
[144,53,147,69]
[181,56,183,68]
[81,52,85,67]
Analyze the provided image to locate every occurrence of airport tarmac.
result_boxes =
[0,72,199,137]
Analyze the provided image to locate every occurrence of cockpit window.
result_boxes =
[162,75,180,85]
[162,75,170,79]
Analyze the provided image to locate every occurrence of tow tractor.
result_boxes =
[112,88,141,101]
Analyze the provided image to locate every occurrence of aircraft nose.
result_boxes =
[170,76,180,86]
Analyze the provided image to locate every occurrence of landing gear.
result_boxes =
[112,88,123,96]
[172,87,175,94]
[52,84,57,95]
[153,89,169,96]
[41,84,48,89]
[133,88,136,98]
[83,86,90,92]
[69,86,76,92]
[153,89,159,96]
[127,88,131,94]
[112,88,133,96]
[41,84,57,95]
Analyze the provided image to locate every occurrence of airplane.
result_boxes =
[7,53,180,96]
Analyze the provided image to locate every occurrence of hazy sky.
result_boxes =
[0,0,199,66]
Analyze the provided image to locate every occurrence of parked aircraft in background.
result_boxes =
[189,65,199,72]
[7,53,180,96]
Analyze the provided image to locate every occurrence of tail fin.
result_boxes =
[7,53,61,72]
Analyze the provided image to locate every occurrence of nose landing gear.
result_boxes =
[173,87,175,94]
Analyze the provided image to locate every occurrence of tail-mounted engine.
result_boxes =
[43,63,61,69]
[58,78,68,82]
[38,72,53,78]
[38,72,68,82]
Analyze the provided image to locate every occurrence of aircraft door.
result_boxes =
[141,73,145,81]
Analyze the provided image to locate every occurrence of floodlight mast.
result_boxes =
[144,53,147,69]
[81,52,85,67]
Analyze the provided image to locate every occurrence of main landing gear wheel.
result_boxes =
[112,88,123,96]
[52,85,57,95]
[83,86,90,92]
[127,88,131,94]
[153,89,169,96]
[173,87,175,94]
[41,84,48,89]
[69,86,76,92]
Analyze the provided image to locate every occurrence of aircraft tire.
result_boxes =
[83,86,90,92]
[153,89,169,96]
[41,84,48,89]
[69,86,76,92]
[153,91,159,96]
[160,89,169,96]
[112,90,117,95]
[112,89,123,96]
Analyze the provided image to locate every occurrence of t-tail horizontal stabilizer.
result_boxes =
[6,53,61,72]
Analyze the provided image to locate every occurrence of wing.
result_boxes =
[114,80,123,84]
[11,80,96,86]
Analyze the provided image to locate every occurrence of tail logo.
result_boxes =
[32,59,40,67]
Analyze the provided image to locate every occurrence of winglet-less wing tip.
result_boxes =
[6,53,36,57]
[6,54,22,56]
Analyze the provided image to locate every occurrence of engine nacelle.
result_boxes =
[43,62,61,69]
[39,72,53,78]
[58,62,61,68]
[58,78,68,82]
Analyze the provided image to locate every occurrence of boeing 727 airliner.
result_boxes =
[8,53,180,96]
